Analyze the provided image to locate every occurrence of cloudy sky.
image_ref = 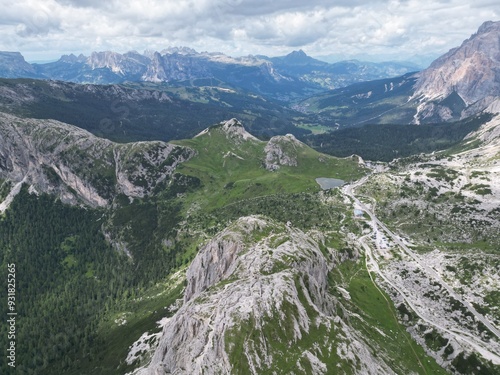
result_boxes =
[1,0,499,66]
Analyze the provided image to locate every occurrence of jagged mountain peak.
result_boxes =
[58,53,87,63]
[286,49,307,59]
[412,20,500,123]
[161,46,199,56]
[196,118,260,142]
[88,51,125,71]
[221,118,258,141]
[277,49,327,67]
[477,20,500,34]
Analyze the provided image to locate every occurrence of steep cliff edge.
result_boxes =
[133,216,398,375]
[0,112,194,209]
[413,21,500,123]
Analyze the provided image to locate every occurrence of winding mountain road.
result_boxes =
[343,176,500,364]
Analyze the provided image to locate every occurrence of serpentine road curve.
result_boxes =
[343,176,500,364]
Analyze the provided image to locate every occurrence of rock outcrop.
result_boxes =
[467,108,500,147]
[412,21,500,123]
[133,216,395,375]
[264,133,304,171]
[0,112,194,208]
[195,118,260,143]
[220,118,259,142]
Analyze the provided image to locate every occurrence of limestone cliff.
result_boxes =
[0,112,194,209]
[133,216,396,375]
[413,21,500,123]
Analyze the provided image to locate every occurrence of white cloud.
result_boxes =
[0,0,498,64]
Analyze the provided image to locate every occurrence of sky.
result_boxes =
[1,0,499,66]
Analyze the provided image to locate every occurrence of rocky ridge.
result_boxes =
[413,21,500,123]
[0,112,194,209]
[219,117,260,142]
[132,216,399,375]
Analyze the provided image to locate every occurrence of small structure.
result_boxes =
[354,209,364,217]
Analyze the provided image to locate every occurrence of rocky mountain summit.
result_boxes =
[0,112,194,208]
[413,21,500,123]
[133,216,401,375]
[264,134,303,171]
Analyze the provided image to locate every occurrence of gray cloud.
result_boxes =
[0,2,62,38]
[54,0,113,8]
[16,11,61,37]
[216,0,365,17]
[0,0,499,64]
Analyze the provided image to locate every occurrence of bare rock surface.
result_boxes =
[133,216,396,375]
[0,112,194,209]
[413,21,500,123]
[264,133,303,171]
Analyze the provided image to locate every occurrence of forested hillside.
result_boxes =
[304,113,492,161]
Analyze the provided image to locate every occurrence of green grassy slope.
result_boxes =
[174,120,366,211]
[0,118,367,374]
[329,259,448,375]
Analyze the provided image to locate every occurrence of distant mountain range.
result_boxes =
[298,21,500,126]
[0,48,419,101]
[1,20,500,146]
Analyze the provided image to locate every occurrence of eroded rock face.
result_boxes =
[0,113,112,207]
[264,134,303,171]
[413,21,500,123]
[183,239,241,303]
[220,118,259,142]
[134,216,394,375]
[114,142,195,198]
[136,217,331,375]
[0,112,194,208]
